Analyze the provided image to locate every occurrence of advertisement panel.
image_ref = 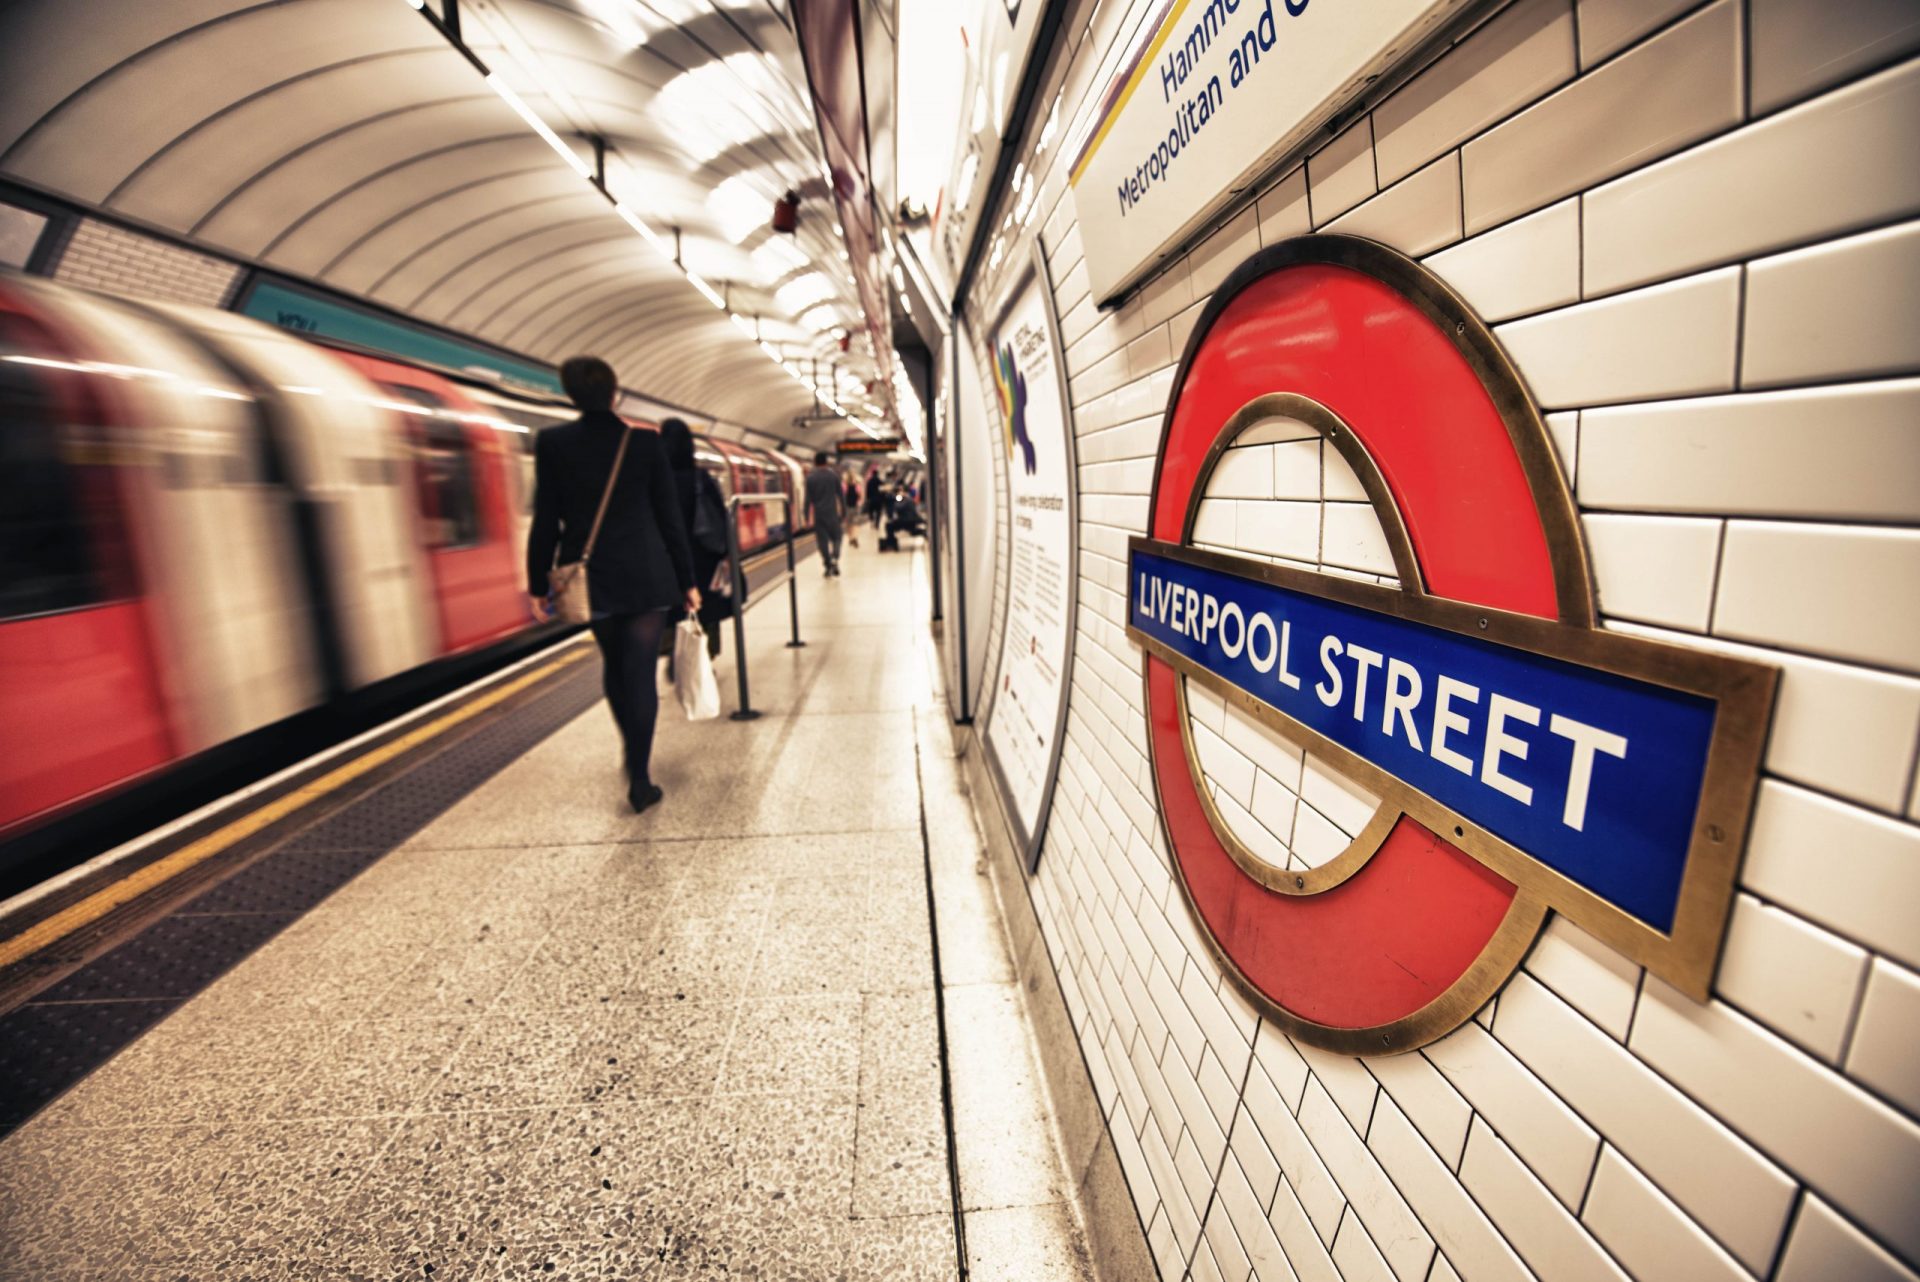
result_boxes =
[1068,0,1465,303]
[982,248,1077,869]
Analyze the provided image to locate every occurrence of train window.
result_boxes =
[386,384,482,550]
[0,324,108,620]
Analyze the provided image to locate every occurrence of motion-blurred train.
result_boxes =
[0,270,811,839]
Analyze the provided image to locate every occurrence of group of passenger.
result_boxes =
[525,354,925,815]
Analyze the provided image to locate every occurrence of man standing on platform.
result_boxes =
[805,452,846,577]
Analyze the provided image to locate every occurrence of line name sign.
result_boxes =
[1068,0,1465,303]
[1127,539,1775,940]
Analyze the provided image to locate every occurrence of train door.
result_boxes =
[0,291,175,833]
[337,355,525,653]
[146,304,437,692]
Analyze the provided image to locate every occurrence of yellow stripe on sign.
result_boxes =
[1069,0,1196,187]
[0,647,589,972]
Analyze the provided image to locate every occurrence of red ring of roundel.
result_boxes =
[1145,250,1561,1032]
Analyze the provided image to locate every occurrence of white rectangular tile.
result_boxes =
[1743,220,1920,389]
[1238,500,1320,562]
[1715,894,1869,1063]
[1713,521,1920,672]
[1330,1210,1395,1282]
[1223,702,1305,794]
[1321,503,1395,576]
[1307,118,1378,227]
[1462,0,1742,233]
[1459,1118,1628,1282]
[1244,1056,1345,1246]
[1584,58,1920,294]
[1364,1097,1534,1282]
[1188,207,1261,302]
[1750,0,1920,113]
[1325,153,1463,258]
[1578,380,1920,521]
[1373,0,1577,186]
[1847,958,1920,1119]
[1269,1166,1343,1282]
[1576,0,1697,65]
[1297,1079,1435,1282]
[1217,1147,1299,1282]
[1607,619,1920,812]
[1292,1039,1380,1135]
[1741,780,1920,970]
[1496,267,1740,408]
[1210,445,1275,499]
[1582,513,1723,631]
[1422,1018,1599,1209]
[1522,913,1642,1041]
[1424,197,1580,322]
[1775,1192,1920,1282]
[1257,167,1311,248]
[1630,974,1920,1262]
[1272,439,1322,499]
[1581,1147,1751,1282]
[1365,1050,1472,1168]
[1493,973,1798,1272]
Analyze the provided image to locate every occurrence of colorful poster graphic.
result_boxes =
[983,264,1076,867]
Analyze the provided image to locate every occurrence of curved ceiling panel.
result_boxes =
[111,55,482,229]
[0,0,902,444]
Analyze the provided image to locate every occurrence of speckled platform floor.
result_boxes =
[0,540,1088,1281]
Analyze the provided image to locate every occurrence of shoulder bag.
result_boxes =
[550,427,631,624]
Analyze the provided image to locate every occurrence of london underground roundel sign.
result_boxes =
[1131,237,1777,1054]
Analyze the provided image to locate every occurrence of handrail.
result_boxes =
[721,491,804,720]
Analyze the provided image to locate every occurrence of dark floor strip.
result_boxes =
[0,659,602,1135]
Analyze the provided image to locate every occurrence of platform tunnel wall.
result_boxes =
[949,1,1920,1279]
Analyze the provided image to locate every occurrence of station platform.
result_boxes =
[0,538,1095,1280]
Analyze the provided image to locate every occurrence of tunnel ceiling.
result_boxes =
[0,0,891,445]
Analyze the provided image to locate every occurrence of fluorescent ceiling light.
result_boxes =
[686,271,727,309]
[775,273,835,315]
[729,313,757,338]
[613,202,672,258]
[655,53,802,164]
[797,304,842,333]
[486,72,591,178]
[575,0,659,47]
[751,236,810,280]
[709,173,769,245]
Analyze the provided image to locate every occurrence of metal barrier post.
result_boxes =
[784,496,805,649]
[725,497,758,721]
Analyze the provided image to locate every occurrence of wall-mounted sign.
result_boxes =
[1068,0,1467,304]
[1132,236,1776,1054]
[238,277,564,398]
[982,246,1077,870]
[836,436,907,454]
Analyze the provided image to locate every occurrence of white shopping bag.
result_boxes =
[673,618,721,720]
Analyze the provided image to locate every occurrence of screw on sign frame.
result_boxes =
[1130,236,1776,1055]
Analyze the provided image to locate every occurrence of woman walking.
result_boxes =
[660,417,727,660]
[527,357,698,814]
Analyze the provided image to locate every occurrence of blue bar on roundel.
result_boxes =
[1128,545,1717,934]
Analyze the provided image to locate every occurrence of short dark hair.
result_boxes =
[560,355,617,411]
[815,452,830,465]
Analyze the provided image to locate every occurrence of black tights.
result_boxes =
[591,610,669,788]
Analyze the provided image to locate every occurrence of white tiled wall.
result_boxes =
[51,216,240,307]
[957,0,1920,1278]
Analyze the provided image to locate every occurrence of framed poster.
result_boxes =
[981,243,1078,871]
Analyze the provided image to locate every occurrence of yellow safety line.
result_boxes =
[0,647,589,971]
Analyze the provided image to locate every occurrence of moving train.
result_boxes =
[0,270,810,840]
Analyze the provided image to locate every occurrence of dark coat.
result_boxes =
[526,411,693,616]
[671,463,728,592]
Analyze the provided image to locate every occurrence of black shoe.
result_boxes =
[628,782,664,814]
